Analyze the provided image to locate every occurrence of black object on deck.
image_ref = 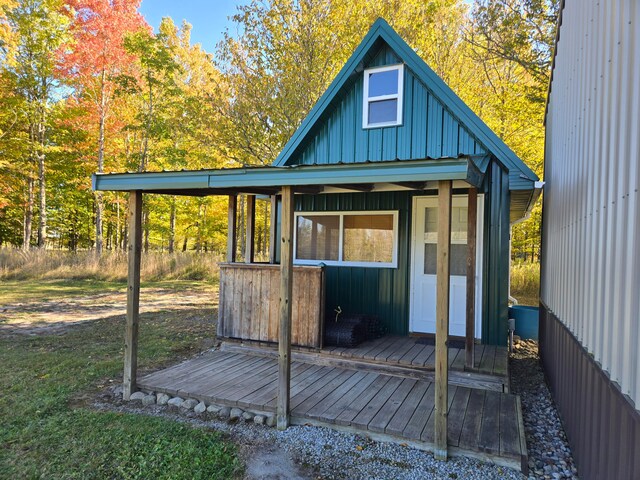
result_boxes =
[324,314,385,347]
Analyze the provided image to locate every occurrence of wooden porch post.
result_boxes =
[465,188,478,369]
[435,180,452,460]
[245,194,255,263]
[227,195,237,262]
[269,195,278,264]
[277,186,294,430]
[123,190,142,400]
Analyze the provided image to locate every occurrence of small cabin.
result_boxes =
[93,18,539,469]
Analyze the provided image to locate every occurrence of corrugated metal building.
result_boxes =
[541,0,640,477]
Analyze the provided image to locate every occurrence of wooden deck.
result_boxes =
[222,335,510,392]
[322,336,508,377]
[138,349,527,471]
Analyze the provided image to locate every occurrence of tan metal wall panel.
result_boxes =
[542,0,640,409]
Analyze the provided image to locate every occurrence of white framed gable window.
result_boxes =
[294,211,399,268]
[362,64,404,129]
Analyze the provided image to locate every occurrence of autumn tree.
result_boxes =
[467,0,558,99]
[61,0,148,255]
[0,1,558,258]
[1,0,69,249]
[466,0,558,261]
[216,0,471,167]
[155,18,228,252]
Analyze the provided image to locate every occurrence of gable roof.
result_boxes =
[272,18,538,188]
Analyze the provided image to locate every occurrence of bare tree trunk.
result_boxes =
[95,71,109,255]
[122,223,128,251]
[139,67,153,173]
[95,111,105,256]
[115,193,120,251]
[239,195,245,258]
[23,175,34,250]
[35,99,47,249]
[37,147,46,248]
[143,206,150,253]
[263,200,269,256]
[195,205,201,253]
[105,222,112,250]
[168,197,176,253]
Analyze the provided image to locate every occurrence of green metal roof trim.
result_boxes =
[92,157,483,193]
[272,18,538,185]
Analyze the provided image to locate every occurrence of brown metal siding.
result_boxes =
[539,303,640,480]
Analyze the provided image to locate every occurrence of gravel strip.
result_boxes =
[510,339,579,480]
[92,339,580,480]
[94,392,522,480]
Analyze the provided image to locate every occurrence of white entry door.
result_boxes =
[409,195,483,337]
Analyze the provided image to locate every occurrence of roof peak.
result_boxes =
[272,17,537,184]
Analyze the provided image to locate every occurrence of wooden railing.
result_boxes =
[218,263,325,348]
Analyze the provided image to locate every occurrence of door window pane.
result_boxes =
[424,207,438,242]
[296,215,339,261]
[343,214,394,263]
[424,243,437,275]
[368,69,399,97]
[368,99,398,124]
[424,244,468,276]
[451,207,468,243]
[423,205,469,276]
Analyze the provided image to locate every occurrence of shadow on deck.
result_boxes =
[138,341,527,472]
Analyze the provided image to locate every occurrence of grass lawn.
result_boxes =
[0,279,242,479]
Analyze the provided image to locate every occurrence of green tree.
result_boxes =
[467,0,558,97]
[466,0,558,262]
[1,0,69,249]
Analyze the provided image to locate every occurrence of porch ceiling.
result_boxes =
[92,156,488,196]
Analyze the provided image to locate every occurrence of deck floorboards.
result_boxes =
[325,336,508,379]
[138,349,526,470]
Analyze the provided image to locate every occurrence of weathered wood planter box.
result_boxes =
[218,263,325,348]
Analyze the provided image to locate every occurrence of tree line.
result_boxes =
[0,0,557,261]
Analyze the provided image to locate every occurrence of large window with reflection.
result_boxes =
[294,211,398,268]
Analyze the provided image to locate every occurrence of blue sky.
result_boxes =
[139,0,243,52]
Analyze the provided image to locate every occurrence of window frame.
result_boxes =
[293,210,399,268]
[362,64,404,129]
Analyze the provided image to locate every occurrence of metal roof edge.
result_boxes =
[92,157,473,193]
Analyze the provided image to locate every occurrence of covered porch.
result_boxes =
[93,155,526,470]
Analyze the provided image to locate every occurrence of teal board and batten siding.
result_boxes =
[287,46,487,167]
[295,191,412,336]
[481,162,511,346]
[293,168,510,344]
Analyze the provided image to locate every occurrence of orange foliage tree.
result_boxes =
[59,0,148,254]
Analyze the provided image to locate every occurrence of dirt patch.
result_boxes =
[240,440,311,480]
[0,287,217,336]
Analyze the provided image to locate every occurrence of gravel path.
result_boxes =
[510,339,579,480]
[93,339,579,480]
[95,393,522,480]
